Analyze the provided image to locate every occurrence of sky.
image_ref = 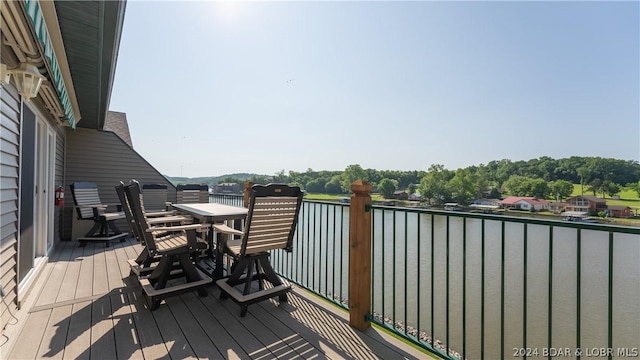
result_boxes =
[109,1,640,178]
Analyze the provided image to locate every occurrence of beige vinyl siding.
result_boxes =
[0,83,20,331]
[63,128,176,240]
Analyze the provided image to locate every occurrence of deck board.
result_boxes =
[73,244,93,299]
[90,295,118,359]
[214,291,301,359]
[178,292,249,359]
[126,288,171,359]
[8,308,50,359]
[91,244,109,296]
[36,304,72,359]
[56,243,84,303]
[151,302,198,359]
[4,238,431,360]
[65,300,93,360]
[163,295,225,359]
[35,241,74,307]
[109,290,144,359]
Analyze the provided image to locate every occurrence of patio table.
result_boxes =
[171,203,248,280]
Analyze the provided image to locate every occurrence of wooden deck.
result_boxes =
[1,238,431,359]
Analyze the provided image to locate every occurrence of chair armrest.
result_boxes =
[146,210,177,217]
[76,204,107,210]
[146,223,209,233]
[212,224,244,236]
[147,215,192,225]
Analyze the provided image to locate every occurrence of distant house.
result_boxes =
[549,202,566,214]
[606,205,632,218]
[565,195,606,213]
[212,182,241,194]
[408,192,423,201]
[472,198,501,206]
[390,191,409,200]
[444,203,462,211]
[499,196,549,211]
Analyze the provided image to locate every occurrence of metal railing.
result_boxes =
[209,194,640,359]
[370,207,640,359]
[275,200,350,308]
[209,193,244,207]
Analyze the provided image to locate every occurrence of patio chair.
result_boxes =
[124,180,212,310]
[115,181,192,277]
[142,183,172,212]
[214,183,303,317]
[70,181,127,246]
[176,183,209,203]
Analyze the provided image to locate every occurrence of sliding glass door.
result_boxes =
[18,103,55,288]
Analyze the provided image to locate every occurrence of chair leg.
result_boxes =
[258,256,283,287]
[253,259,264,291]
[148,255,173,290]
[178,252,209,297]
[243,259,255,296]
[107,220,122,236]
[83,222,101,237]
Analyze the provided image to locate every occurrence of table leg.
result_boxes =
[213,230,224,280]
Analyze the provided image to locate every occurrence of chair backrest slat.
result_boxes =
[177,184,208,203]
[116,182,143,243]
[71,182,104,219]
[124,180,157,254]
[242,184,303,255]
[142,183,168,211]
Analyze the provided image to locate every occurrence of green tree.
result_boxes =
[488,187,501,199]
[630,181,640,197]
[273,169,287,183]
[305,178,326,193]
[503,175,548,198]
[448,168,477,204]
[378,178,398,198]
[549,180,573,201]
[418,164,452,204]
[495,159,515,188]
[407,183,416,195]
[503,175,529,196]
[577,167,591,195]
[474,164,490,198]
[341,164,368,193]
[604,180,621,198]
[587,178,602,197]
[528,178,550,199]
[325,175,343,194]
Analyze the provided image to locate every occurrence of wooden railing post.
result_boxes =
[243,181,255,208]
[349,180,372,331]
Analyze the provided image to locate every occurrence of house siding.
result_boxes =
[0,83,20,331]
[63,128,176,240]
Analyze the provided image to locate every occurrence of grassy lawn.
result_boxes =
[571,184,639,200]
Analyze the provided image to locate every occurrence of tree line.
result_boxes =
[218,156,640,204]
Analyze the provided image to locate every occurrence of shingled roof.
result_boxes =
[104,111,133,147]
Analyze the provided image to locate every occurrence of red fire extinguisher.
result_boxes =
[55,185,64,206]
